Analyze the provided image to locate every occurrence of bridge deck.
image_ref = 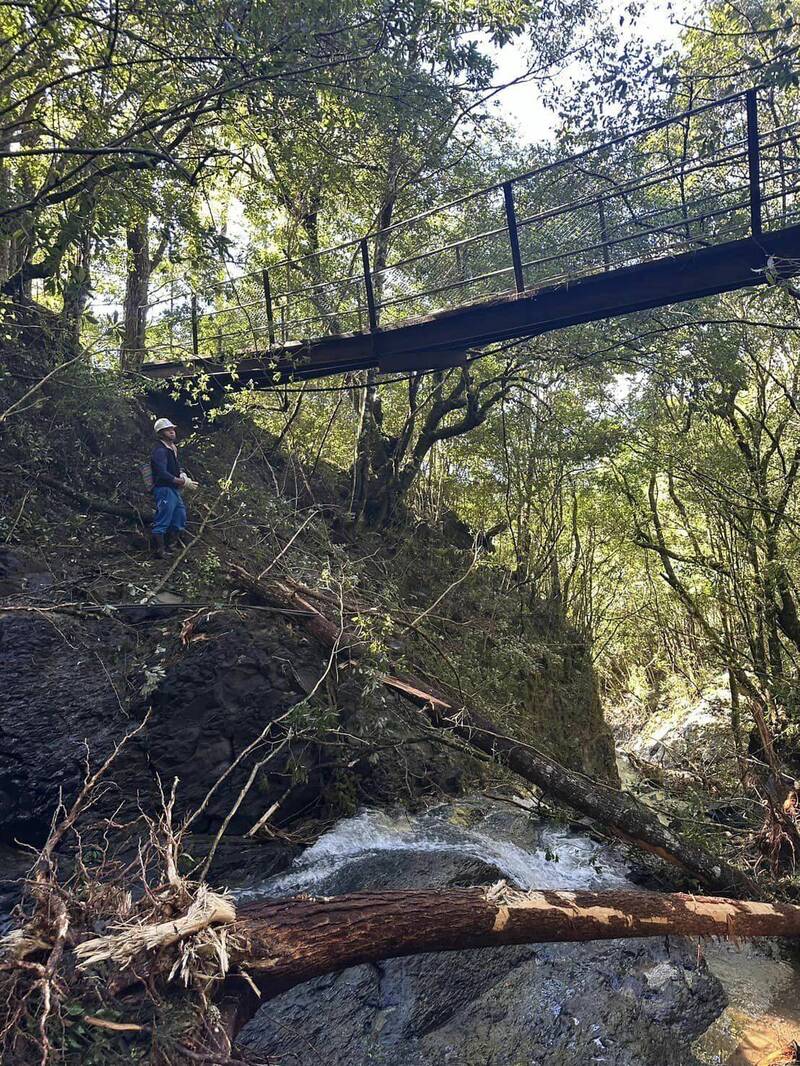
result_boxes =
[141,225,800,388]
[136,89,800,388]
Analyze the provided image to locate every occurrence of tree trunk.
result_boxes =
[61,226,92,347]
[121,220,150,372]
[220,887,800,1037]
[231,567,758,898]
[349,144,402,523]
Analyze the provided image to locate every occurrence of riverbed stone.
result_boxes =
[238,803,725,1066]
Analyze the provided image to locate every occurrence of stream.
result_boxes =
[234,797,800,1065]
[237,800,630,900]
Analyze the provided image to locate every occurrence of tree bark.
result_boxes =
[231,566,758,898]
[220,887,800,1036]
[121,220,151,372]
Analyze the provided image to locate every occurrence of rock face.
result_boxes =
[626,679,737,778]
[238,802,724,1066]
[523,636,620,787]
[243,941,720,1066]
[140,611,479,835]
[140,613,319,833]
[0,589,479,848]
[0,610,132,846]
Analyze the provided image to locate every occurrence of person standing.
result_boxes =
[150,418,188,558]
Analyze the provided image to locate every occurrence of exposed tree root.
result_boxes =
[75,886,236,980]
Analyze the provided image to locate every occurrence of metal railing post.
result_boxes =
[455,243,470,297]
[190,295,199,356]
[597,198,611,270]
[356,279,364,332]
[262,268,276,346]
[360,238,378,331]
[746,89,762,237]
[503,182,525,294]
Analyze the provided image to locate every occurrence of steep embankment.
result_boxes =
[0,345,617,861]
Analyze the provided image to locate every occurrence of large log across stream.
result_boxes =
[232,887,800,993]
[211,886,800,1045]
[230,567,758,898]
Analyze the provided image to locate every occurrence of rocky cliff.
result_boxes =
[1,347,620,856]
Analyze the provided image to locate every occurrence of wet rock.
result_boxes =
[0,611,136,846]
[238,802,724,1065]
[139,614,476,841]
[185,834,297,889]
[0,843,35,931]
[243,927,720,1066]
[0,600,476,858]
[0,550,27,596]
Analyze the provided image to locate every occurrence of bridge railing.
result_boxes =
[140,87,800,366]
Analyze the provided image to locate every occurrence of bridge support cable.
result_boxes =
[597,197,611,271]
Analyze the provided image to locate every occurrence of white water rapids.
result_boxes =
[238,799,630,901]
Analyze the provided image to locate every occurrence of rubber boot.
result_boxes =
[164,531,176,554]
[151,533,166,559]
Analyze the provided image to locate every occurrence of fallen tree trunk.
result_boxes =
[214,885,800,1041]
[232,887,800,992]
[383,675,757,897]
[20,884,800,1053]
[0,466,149,522]
[234,570,363,648]
[231,565,757,898]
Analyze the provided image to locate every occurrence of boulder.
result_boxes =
[238,802,724,1066]
[628,680,737,778]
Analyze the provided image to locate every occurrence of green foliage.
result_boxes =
[57,1002,144,1065]
[322,767,360,818]
[6,0,800,769]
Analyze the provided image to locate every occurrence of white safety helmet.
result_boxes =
[153,417,177,435]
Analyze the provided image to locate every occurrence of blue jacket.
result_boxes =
[151,442,182,489]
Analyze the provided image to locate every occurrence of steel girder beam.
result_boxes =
[139,225,800,389]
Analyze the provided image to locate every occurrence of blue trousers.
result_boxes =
[152,486,187,535]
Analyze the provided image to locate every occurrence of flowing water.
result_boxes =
[694,941,800,1064]
[241,801,631,900]
[237,798,800,1065]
